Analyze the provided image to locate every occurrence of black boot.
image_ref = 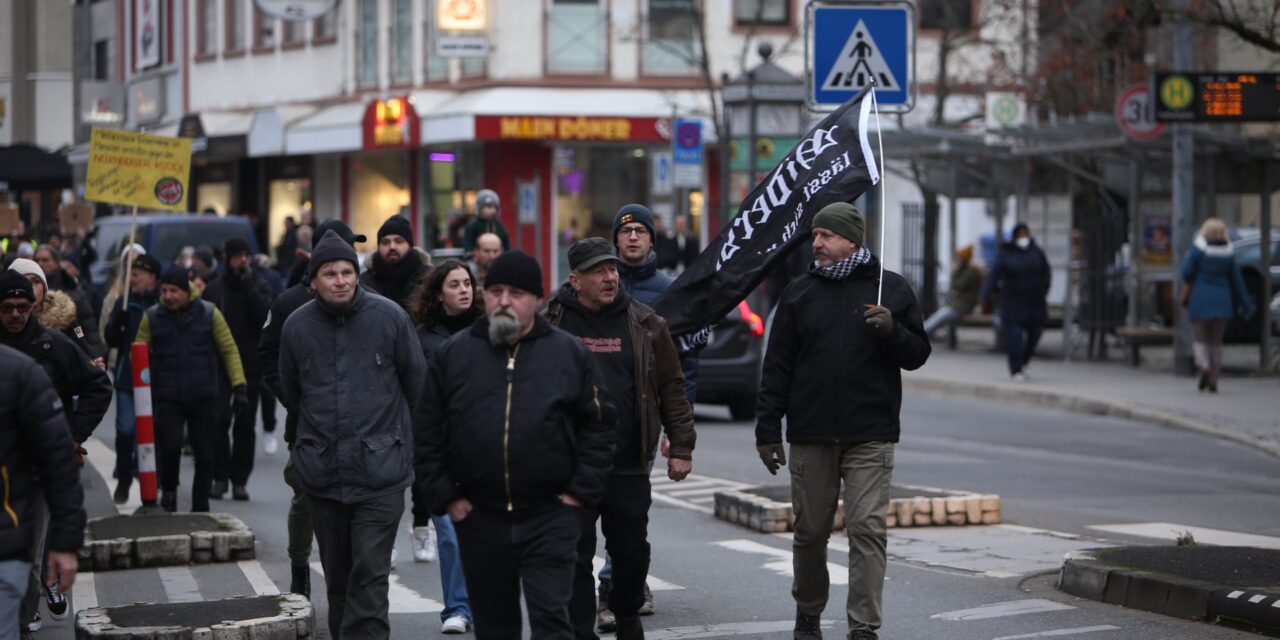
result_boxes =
[596,579,616,632]
[211,480,228,499]
[160,492,177,513]
[232,484,250,501]
[113,480,131,505]
[615,617,644,640]
[290,565,311,598]
[794,612,822,640]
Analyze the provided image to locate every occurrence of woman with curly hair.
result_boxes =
[405,258,480,634]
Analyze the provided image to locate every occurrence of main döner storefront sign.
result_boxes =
[474,116,671,143]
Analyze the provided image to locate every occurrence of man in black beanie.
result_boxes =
[360,214,429,312]
[416,250,618,640]
[281,230,426,639]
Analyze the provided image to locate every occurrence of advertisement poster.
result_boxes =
[85,128,192,211]
[136,0,161,70]
[1142,211,1173,266]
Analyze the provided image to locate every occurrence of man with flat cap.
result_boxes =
[755,202,931,640]
[415,250,617,640]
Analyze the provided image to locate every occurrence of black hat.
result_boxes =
[224,237,252,257]
[161,266,191,290]
[612,204,656,245]
[314,219,367,246]
[377,215,414,247]
[484,250,543,298]
[194,245,217,268]
[0,271,35,302]
[308,230,360,280]
[131,255,162,277]
[60,251,81,271]
[568,237,620,272]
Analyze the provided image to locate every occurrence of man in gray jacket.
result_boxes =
[280,230,427,639]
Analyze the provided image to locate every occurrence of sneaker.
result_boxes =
[615,616,644,640]
[27,612,41,632]
[794,612,821,640]
[848,631,878,640]
[290,564,311,599]
[113,480,131,505]
[1011,372,1027,382]
[638,580,655,615]
[211,480,228,499]
[263,434,279,456]
[45,582,68,620]
[411,525,437,563]
[440,616,471,634]
[596,579,616,633]
[232,484,250,501]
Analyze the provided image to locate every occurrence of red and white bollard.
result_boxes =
[131,342,158,507]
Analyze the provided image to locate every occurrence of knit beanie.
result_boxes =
[308,230,360,280]
[476,189,500,212]
[7,258,47,291]
[161,266,191,290]
[377,215,414,246]
[0,270,35,302]
[194,245,217,269]
[812,202,865,245]
[132,255,163,277]
[484,250,544,298]
[224,237,252,258]
[612,204,656,246]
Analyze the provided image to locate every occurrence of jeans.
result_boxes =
[454,504,581,640]
[922,306,961,336]
[310,491,403,639]
[114,389,137,484]
[282,451,314,568]
[155,397,217,512]
[215,374,260,486]
[0,560,30,640]
[433,514,472,623]
[571,475,652,638]
[1002,316,1044,375]
[789,442,894,633]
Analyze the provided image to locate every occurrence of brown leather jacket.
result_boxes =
[545,296,696,465]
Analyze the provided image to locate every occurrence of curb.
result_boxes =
[904,375,1280,459]
[76,594,313,640]
[78,513,255,571]
[1059,549,1280,636]
[713,484,1000,533]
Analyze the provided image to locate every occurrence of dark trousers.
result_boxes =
[570,475,651,639]
[155,397,217,512]
[259,378,278,433]
[410,483,431,528]
[1003,315,1045,375]
[310,491,403,640]
[215,374,260,485]
[283,450,314,568]
[455,504,581,640]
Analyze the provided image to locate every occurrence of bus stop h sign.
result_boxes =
[806,0,915,112]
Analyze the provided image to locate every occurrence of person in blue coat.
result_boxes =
[981,224,1051,380]
[1181,218,1255,392]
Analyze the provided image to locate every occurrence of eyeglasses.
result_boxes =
[620,226,649,238]
[0,303,33,315]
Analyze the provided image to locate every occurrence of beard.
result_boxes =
[488,308,522,346]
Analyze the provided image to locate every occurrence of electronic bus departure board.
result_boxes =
[1154,72,1280,122]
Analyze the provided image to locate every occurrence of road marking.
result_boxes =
[158,566,203,603]
[590,556,684,592]
[646,619,837,640]
[1087,523,1280,549]
[83,436,141,515]
[652,491,713,514]
[238,560,280,596]
[991,626,1121,639]
[931,599,1076,621]
[72,571,98,613]
[310,562,443,614]
[713,539,848,585]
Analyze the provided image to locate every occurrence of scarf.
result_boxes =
[810,247,873,281]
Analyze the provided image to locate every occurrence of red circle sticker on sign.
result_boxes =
[154,177,185,206]
[1115,83,1166,141]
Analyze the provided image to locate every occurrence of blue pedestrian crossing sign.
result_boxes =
[806,1,915,112]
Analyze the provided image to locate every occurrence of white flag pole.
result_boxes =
[872,88,887,307]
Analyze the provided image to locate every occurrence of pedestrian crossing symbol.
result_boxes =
[820,20,900,92]
[808,2,915,112]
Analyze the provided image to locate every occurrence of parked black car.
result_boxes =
[1227,235,1279,343]
[694,293,769,421]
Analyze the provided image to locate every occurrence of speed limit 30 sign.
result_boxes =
[1115,83,1166,141]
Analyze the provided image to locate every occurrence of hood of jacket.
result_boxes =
[38,289,77,331]
[1195,235,1234,258]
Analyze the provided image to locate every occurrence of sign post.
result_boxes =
[806,0,915,113]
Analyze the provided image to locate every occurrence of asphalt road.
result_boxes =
[43,392,1280,640]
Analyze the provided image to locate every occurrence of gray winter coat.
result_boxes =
[279,287,427,504]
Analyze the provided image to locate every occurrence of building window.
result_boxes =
[358,0,379,86]
[94,40,111,79]
[919,0,974,30]
[546,0,607,75]
[313,8,337,42]
[196,0,218,55]
[734,0,789,27]
[391,0,413,84]
[253,7,276,50]
[424,0,447,82]
[643,0,698,75]
[225,0,244,51]
[282,16,306,46]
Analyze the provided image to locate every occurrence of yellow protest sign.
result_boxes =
[85,128,192,211]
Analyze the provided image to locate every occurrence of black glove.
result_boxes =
[232,385,249,412]
[863,304,894,338]
[756,443,787,475]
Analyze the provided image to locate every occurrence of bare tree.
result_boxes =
[1161,0,1280,53]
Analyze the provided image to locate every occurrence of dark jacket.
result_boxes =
[259,281,316,444]
[463,215,511,253]
[359,250,430,312]
[414,316,617,514]
[138,300,247,402]
[0,345,85,562]
[0,317,112,444]
[1182,236,1256,321]
[656,233,698,272]
[104,287,160,392]
[280,287,426,504]
[202,264,276,375]
[618,252,699,403]
[756,256,931,445]
[46,268,103,358]
[982,240,1051,324]
[545,286,695,468]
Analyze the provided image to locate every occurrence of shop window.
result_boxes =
[253,7,276,50]
[643,0,699,75]
[269,179,312,255]
[734,0,789,27]
[919,0,973,30]
[351,153,411,249]
[554,146,650,281]
[313,8,337,43]
[282,18,306,47]
[358,0,380,87]
[196,0,218,56]
[391,0,413,84]
[225,0,244,52]
[423,0,448,82]
[197,182,232,217]
[547,0,607,75]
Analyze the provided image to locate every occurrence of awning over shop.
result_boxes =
[0,144,72,191]
[285,102,365,155]
[248,105,318,157]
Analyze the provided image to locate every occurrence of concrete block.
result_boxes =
[945,497,966,514]
[947,512,966,525]
[191,531,214,551]
[1125,573,1173,615]
[1058,560,1107,601]
[981,495,1000,511]
[90,540,114,571]
[896,501,913,527]
[111,540,133,570]
[980,511,1001,525]
[211,624,249,640]
[885,513,897,528]
[913,497,931,515]
[931,498,948,525]
[1161,578,1213,620]
[248,618,296,640]
[913,512,932,526]
[134,535,191,567]
[212,534,233,562]
[965,496,983,524]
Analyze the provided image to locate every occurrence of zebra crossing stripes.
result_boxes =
[649,471,752,509]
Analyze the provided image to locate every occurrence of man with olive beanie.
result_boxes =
[754,202,931,640]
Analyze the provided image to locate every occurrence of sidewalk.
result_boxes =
[906,338,1280,458]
